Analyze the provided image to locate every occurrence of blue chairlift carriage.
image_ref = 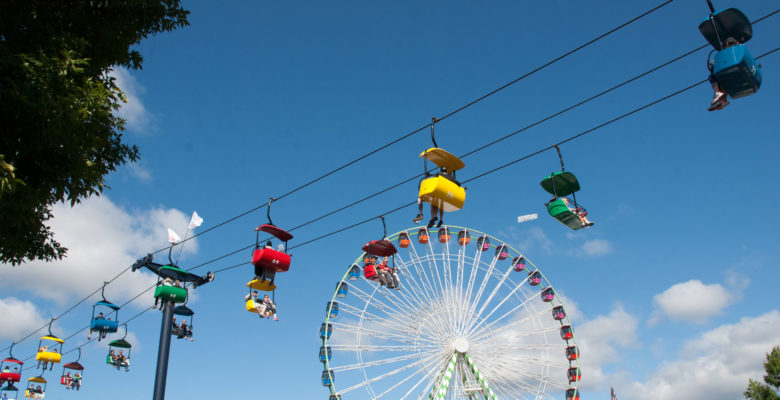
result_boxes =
[700,1,762,99]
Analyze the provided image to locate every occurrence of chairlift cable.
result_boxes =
[9,41,778,361]
[143,0,675,256]
[185,45,780,275]
[0,5,775,356]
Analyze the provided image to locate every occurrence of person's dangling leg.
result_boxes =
[708,75,729,111]
[428,204,439,228]
[413,197,424,223]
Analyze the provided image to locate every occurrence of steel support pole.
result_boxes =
[153,300,174,400]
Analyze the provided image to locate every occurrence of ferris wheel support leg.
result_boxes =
[153,299,175,400]
[463,353,497,400]
[429,353,457,400]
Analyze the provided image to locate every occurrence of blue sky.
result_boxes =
[2,0,780,399]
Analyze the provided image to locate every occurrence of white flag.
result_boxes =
[188,211,203,230]
[517,213,539,223]
[167,228,182,243]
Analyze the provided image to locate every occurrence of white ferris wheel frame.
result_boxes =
[320,225,580,400]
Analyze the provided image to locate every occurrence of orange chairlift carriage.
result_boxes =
[414,118,466,228]
[247,198,293,315]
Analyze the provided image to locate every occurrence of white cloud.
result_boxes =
[0,196,199,304]
[650,280,732,324]
[628,311,780,400]
[127,163,153,183]
[509,226,554,254]
[574,306,639,390]
[581,239,613,256]
[0,297,49,341]
[111,68,152,133]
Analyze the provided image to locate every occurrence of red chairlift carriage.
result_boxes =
[360,217,400,290]
[249,198,294,293]
[0,344,22,393]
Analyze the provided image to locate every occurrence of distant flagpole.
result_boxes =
[174,211,203,265]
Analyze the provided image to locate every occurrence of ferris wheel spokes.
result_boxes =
[465,278,541,339]
[337,354,443,395]
[322,226,578,399]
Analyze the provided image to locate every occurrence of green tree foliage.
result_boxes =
[745,346,780,400]
[0,0,189,265]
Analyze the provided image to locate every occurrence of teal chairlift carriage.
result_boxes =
[540,146,593,230]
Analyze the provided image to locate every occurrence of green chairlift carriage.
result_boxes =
[540,147,593,231]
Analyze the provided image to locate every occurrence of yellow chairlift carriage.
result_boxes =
[415,118,466,228]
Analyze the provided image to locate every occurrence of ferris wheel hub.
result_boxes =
[452,336,470,353]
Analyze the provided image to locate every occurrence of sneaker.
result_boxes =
[412,214,423,224]
[274,316,279,321]
[436,219,443,228]
[708,93,729,111]
[427,218,437,228]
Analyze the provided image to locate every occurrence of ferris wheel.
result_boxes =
[319,225,581,400]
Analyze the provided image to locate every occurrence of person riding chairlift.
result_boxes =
[708,38,740,111]
[256,241,278,284]
[560,197,593,227]
[379,256,401,290]
[262,294,278,321]
[414,166,457,228]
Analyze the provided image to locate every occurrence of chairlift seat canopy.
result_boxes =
[712,44,762,98]
[94,301,120,311]
[246,278,277,292]
[361,240,398,257]
[40,336,63,344]
[1,382,18,391]
[699,8,753,50]
[2,358,22,365]
[27,377,46,384]
[256,224,293,242]
[62,362,84,371]
[173,305,194,316]
[252,248,291,273]
[157,266,200,283]
[419,176,466,211]
[154,285,188,303]
[108,339,132,349]
[540,172,580,197]
[419,148,465,171]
